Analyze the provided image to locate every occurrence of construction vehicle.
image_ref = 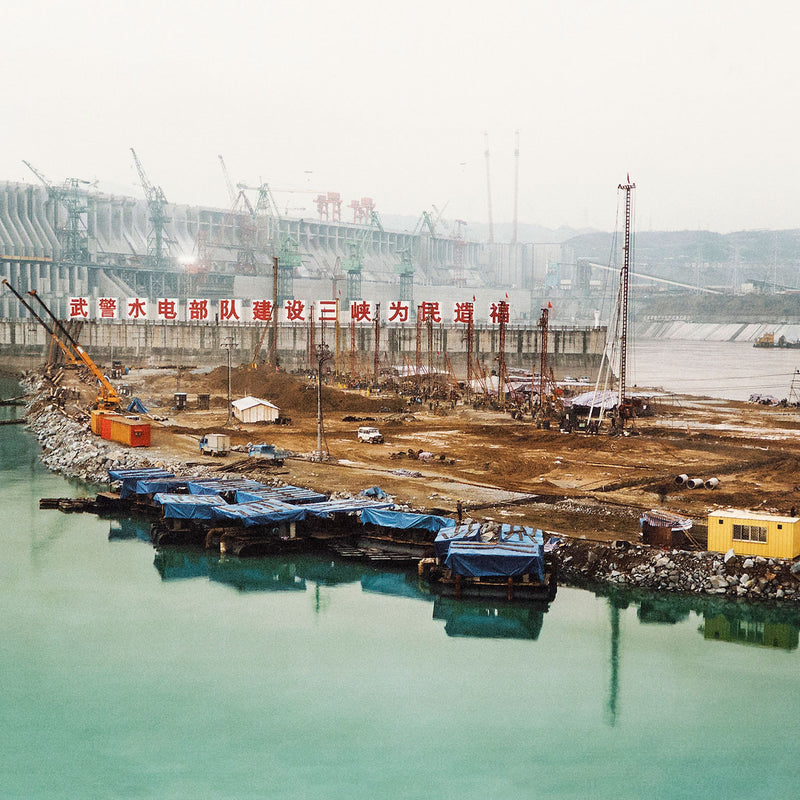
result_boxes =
[2,281,79,367]
[199,434,231,456]
[247,443,286,464]
[27,290,122,411]
[2,281,121,411]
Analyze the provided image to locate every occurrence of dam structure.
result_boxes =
[0,176,605,373]
[0,179,495,316]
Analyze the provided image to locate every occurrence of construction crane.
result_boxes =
[394,247,415,303]
[130,147,171,270]
[343,210,383,306]
[218,154,237,204]
[27,290,122,410]
[2,280,79,366]
[23,160,91,264]
[3,281,121,410]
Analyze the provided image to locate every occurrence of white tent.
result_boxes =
[231,396,280,424]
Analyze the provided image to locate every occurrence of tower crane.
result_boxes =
[23,160,91,264]
[130,147,171,270]
[342,210,383,306]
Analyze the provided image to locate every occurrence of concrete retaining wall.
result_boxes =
[0,318,606,376]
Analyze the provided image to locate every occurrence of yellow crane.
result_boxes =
[25,288,122,410]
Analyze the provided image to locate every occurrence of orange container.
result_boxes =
[104,416,151,447]
[91,409,119,435]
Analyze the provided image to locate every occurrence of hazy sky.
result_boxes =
[4,0,798,235]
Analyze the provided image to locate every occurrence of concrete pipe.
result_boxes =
[687,478,704,489]
[674,474,689,485]
[704,477,719,489]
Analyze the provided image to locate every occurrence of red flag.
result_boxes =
[548,302,553,309]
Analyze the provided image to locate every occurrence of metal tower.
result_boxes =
[130,148,171,269]
[23,161,91,264]
[617,176,635,418]
[395,247,415,304]
[276,235,301,304]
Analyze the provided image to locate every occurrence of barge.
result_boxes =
[419,523,558,602]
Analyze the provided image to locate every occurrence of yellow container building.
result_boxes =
[707,509,800,559]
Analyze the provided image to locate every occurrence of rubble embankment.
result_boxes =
[22,373,186,484]
[559,537,800,603]
[20,373,800,605]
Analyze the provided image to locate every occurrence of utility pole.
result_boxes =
[539,306,549,420]
[221,337,235,425]
[315,343,333,460]
[373,302,381,384]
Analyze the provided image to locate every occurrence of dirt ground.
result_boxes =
[57,363,800,544]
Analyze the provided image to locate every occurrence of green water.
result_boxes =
[2,379,800,799]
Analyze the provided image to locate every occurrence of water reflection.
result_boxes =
[432,596,546,639]
[595,584,800,651]
[109,517,152,542]
[587,585,800,727]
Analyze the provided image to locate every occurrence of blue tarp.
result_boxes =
[303,499,394,519]
[186,479,268,496]
[434,522,483,559]
[498,525,542,546]
[235,486,328,505]
[445,541,545,581]
[118,470,175,498]
[209,499,306,527]
[360,486,388,499]
[109,467,173,482]
[360,508,455,532]
[133,476,208,496]
[153,493,229,520]
[126,397,149,414]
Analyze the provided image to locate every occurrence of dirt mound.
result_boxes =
[201,367,404,414]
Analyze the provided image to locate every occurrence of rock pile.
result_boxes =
[22,374,189,485]
[559,537,800,603]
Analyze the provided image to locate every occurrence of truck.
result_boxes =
[357,426,384,444]
[199,433,231,456]
[247,443,286,465]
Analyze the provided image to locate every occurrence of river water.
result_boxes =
[2,356,800,799]
[629,338,800,401]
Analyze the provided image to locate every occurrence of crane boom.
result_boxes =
[218,154,236,204]
[1,281,78,365]
[27,290,121,409]
[23,160,52,190]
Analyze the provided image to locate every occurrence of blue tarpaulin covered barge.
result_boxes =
[420,523,558,601]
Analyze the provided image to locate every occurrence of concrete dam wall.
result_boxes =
[0,319,606,377]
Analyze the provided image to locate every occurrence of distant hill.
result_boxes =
[565,228,800,292]
[380,214,593,244]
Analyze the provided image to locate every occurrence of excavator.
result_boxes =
[2,281,121,411]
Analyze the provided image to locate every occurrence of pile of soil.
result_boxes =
[199,367,405,413]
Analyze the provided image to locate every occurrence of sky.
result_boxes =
[3,0,799,236]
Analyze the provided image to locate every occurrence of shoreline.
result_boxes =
[14,369,800,607]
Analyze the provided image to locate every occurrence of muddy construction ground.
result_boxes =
[42,363,800,544]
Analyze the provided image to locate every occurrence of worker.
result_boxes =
[456,499,464,524]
